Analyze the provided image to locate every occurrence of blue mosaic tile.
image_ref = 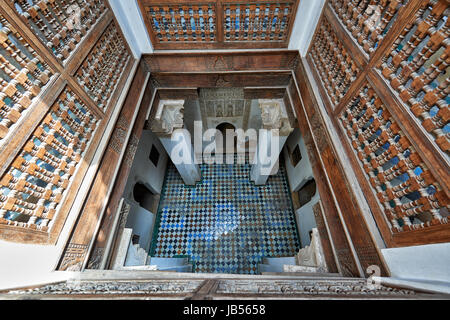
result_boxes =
[151,155,300,274]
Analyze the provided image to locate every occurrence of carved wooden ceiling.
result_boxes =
[137,0,299,49]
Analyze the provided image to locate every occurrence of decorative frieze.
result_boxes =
[215,279,416,296]
[7,279,204,295]
[4,278,420,297]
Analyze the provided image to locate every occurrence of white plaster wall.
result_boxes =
[108,0,153,58]
[382,243,450,284]
[248,99,263,131]
[123,130,168,201]
[283,128,313,192]
[125,202,155,252]
[0,242,71,290]
[288,0,326,56]
[184,100,203,137]
[295,193,320,248]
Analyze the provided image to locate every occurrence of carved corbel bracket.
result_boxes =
[258,99,294,136]
[151,100,185,135]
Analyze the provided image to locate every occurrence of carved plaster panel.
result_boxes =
[258,99,293,136]
[151,100,185,135]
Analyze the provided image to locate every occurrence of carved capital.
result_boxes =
[151,100,185,135]
[258,99,293,136]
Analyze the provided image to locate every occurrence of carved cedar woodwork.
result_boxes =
[0,12,53,140]
[340,82,449,234]
[75,21,131,111]
[0,86,98,232]
[138,0,299,49]
[0,0,134,245]
[2,278,425,298]
[377,0,449,153]
[8,0,107,63]
[223,2,295,42]
[309,15,360,106]
[144,3,217,43]
[329,0,409,56]
[307,0,450,246]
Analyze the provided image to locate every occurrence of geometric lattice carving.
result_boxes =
[0,12,53,140]
[0,86,98,232]
[340,83,449,233]
[378,0,450,153]
[223,2,295,42]
[329,0,409,56]
[10,0,107,62]
[309,16,361,106]
[144,3,216,43]
[75,21,130,111]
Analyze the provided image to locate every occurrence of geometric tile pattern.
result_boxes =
[151,155,300,274]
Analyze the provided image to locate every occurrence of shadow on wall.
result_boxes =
[121,130,169,253]
[283,128,319,248]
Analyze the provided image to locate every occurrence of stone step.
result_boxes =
[155,265,193,273]
[148,257,190,267]
[120,265,158,271]
[258,263,284,273]
[124,242,148,267]
[111,228,133,270]
[262,257,296,266]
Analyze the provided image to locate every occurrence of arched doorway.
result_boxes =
[215,122,236,155]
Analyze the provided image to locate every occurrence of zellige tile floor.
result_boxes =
[150,155,301,274]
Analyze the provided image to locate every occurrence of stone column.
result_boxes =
[151,100,201,186]
[250,99,293,185]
